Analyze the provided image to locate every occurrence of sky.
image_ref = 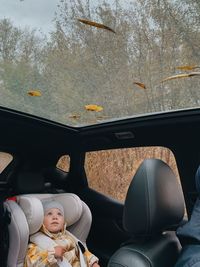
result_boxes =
[0,0,60,35]
[0,0,129,36]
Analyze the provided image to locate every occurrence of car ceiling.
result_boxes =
[1,107,200,155]
[1,106,200,214]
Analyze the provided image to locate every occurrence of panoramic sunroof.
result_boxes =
[0,0,200,127]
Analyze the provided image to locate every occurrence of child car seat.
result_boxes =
[5,193,92,267]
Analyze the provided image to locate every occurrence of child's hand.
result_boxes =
[54,246,66,260]
[92,262,100,267]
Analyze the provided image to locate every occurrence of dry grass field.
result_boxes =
[57,147,179,202]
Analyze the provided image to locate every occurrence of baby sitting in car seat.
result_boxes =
[24,200,100,267]
[174,166,200,267]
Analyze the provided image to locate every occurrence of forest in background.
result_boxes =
[0,0,200,126]
[58,146,179,202]
[85,147,179,201]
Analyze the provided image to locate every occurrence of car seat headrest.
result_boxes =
[17,193,83,235]
[43,167,69,189]
[15,171,45,194]
[123,159,185,236]
[18,196,44,235]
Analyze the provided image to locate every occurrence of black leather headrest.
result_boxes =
[123,159,184,236]
[43,167,69,189]
[15,171,45,194]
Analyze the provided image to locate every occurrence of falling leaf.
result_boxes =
[27,90,41,96]
[133,81,146,89]
[69,114,81,119]
[85,104,103,112]
[176,65,200,71]
[96,115,108,119]
[161,72,200,82]
[78,18,116,33]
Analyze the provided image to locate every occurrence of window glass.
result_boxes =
[56,155,70,172]
[0,1,200,127]
[0,152,13,174]
[85,147,180,202]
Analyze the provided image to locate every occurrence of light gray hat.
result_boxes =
[42,200,64,216]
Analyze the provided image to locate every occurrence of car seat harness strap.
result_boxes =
[30,231,87,267]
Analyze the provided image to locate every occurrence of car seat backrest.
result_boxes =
[5,193,92,267]
[108,158,185,267]
[4,200,29,267]
[123,158,185,236]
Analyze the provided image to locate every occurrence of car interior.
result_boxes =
[1,1,200,266]
[1,107,200,267]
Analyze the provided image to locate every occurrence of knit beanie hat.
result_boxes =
[42,200,64,216]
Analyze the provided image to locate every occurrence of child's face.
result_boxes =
[43,208,64,233]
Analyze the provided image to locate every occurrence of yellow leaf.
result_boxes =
[176,65,200,71]
[78,18,116,33]
[28,90,41,97]
[161,72,200,82]
[85,104,103,112]
[133,81,146,89]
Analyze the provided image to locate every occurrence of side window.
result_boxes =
[85,147,180,202]
[56,155,70,172]
[0,152,13,174]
